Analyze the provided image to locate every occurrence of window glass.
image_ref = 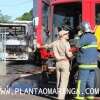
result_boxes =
[96,4,100,24]
[42,2,49,44]
[52,3,81,40]
[33,0,38,17]
[0,26,26,39]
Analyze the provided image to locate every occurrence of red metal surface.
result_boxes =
[51,0,81,5]
[96,0,100,3]
[82,0,95,29]
[48,5,54,33]
[36,0,50,59]
[51,0,100,5]
[36,0,43,45]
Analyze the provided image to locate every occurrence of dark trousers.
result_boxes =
[76,69,96,99]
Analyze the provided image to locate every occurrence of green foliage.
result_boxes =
[0,10,11,23]
[16,9,32,21]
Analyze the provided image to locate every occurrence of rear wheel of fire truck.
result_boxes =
[95,67,100,96]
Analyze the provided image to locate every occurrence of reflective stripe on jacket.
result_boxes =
[82,44,97,49]
[79,64,97,69]
[77,32,98,67]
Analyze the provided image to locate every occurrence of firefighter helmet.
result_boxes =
[80,21,91,32]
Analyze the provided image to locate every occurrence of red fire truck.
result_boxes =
[32,0,100,93]
[33,0,100,44]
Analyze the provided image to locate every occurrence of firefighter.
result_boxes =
[75,21,98,100]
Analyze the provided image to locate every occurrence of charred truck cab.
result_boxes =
[33,0,100,95]
[0,21,34,61]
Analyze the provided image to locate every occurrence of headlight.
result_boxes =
[27,47,32,52]
[20,40,26,45]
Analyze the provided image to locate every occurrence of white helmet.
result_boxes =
[80,21,91,32]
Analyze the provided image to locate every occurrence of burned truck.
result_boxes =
[0,21,34,61]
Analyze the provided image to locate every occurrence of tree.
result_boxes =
[16,9,32,21]
[0,10,11,23]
